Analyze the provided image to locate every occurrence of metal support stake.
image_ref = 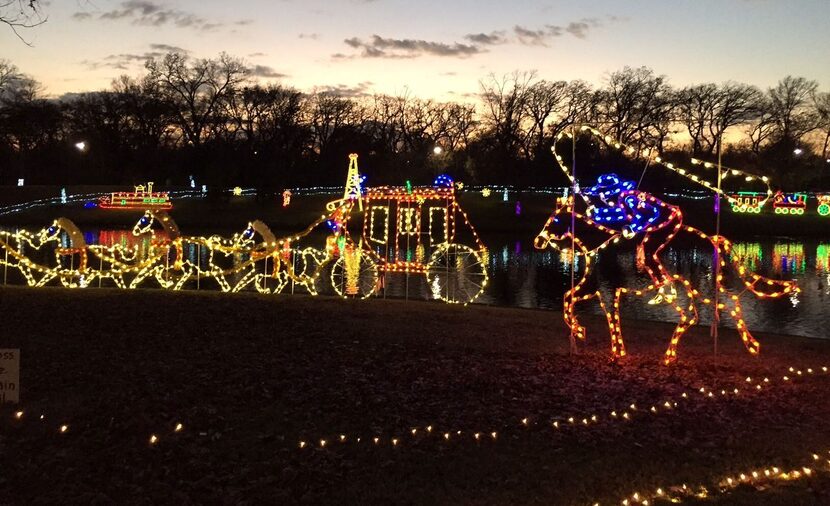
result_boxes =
[568,125,578,356]
[711,134,723,357]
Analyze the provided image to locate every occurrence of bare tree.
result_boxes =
[596,66,674,150]
[305,91,362,154]
[478,71,535,158]
[145,52,249,147]
[814,92,830,161]
[677,82,761,156]
[747,103,777,155]
[522,80,568,158]
[0,59,40,103]
[1,0,45,44]
[112,75,178,151]
[431,102,477,151]
[768,75,819,145]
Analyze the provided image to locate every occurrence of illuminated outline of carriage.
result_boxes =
[729,191,764,213]
[772,191,807,215]
[330,178,488,304]
[98,182,172,210]
[0,157,488,304]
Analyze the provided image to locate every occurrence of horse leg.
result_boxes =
[595,289,623,361]
[563,287,587,341]
[610,288,627,359]
[663,282,697,365]
[729,295,760,355]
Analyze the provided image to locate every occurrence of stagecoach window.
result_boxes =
[369,206,389,244]
[398,207,420,236]
[429,207,448,245]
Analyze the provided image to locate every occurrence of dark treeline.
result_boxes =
[1,53,830,192]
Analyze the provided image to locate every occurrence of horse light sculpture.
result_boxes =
[535,127,799,364]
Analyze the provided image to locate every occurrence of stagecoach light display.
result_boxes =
[433,174,454,188]
[0,155,487,305]
[538,126,799,364]
[772,191,807,215]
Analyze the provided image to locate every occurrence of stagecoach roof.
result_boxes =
[364,186,455,201]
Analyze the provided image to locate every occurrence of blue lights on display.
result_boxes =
[433,174,454,188]
[583,173,664,234]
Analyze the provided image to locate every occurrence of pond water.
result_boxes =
[476,237,829,339]
[4,228,829,339]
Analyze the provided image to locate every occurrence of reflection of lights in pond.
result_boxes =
[772,243,805,275]
[559,248,577,272]
[817,244,830,273]
[430,275,442,300]
[731,243,762,271]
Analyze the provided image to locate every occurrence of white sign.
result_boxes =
[0,349,19,404]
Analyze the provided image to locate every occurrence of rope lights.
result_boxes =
[6,365,827,451]
[603,449,830,506]
[535,126,799,364]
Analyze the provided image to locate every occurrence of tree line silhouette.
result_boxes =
[1,53,829,192]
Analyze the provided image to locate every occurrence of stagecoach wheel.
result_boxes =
[426,243,487,305]
[330,249,379,299]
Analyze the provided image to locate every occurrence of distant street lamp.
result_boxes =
[75,141,87,152]
[433,146,443,155]
[793,148,803,155]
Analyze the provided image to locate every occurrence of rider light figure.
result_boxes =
[583,174,680,301]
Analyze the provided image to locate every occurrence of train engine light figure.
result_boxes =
[772,191,807,215]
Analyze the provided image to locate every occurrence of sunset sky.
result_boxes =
[4,0,829,99]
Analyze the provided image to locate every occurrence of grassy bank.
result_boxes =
[1,287,830,504]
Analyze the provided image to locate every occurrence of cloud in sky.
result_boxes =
[338,17,614,59]
[72,0,241,32]
[316,81,375,98]
[513,18,605,46]
[249,65,288,79]
[464,31,508,46]
[80,43,190,71]
[336,35,483,59]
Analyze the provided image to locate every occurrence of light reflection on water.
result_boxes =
[473,238,829,339]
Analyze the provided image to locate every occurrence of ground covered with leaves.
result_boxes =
[1,287,829,505]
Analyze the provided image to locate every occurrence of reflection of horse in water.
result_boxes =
[534,196,799,364]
